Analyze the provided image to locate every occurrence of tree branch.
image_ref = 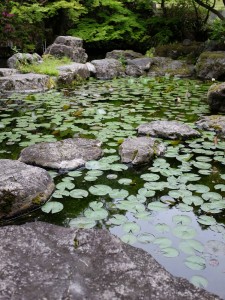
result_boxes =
[194,0,225,20]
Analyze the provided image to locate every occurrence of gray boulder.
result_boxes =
[0,159,54,220]
[119,137,165,165]
[196,115,225,136]
[44,36,88,63]
[91,59,125,79]
[137,120,200,140]
[0,222,220,300]
[125,64,144,77]
[57,62,90,85]
[127,57,153,71]
[0,73,52,93]
[148,57,194,77]
[106,49,144,61]
[7,53,42,69]
[195,51,225,80]
[0,68,17,77]
[207,82,225,112]
[19,138,103,171]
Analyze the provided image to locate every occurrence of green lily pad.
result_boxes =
[122,221,140,233]
[84,207,108,220]
[108,214,127,225]
[190,275,208,288]
[172,215,192,225]
[161,247,179,258]
[121,233,137,245]
[153,237,172,248]
[70,189,89,199]
[69,217,96,229]
[89,184,112,196]
[140,173,160,181]
[137,233,155,243]
[148,201,169,212]
[197,215,216,226]
[173,225,196,239]
[179,239,204,255]
[185,255,206,270]
[155,223,170,233]
[41,201,64,214]
[109,189,129,199]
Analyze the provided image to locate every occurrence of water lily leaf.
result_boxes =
[179,239,204,255]
[144,182,166,191]
[84,207,108,220]
[197,215,216,226]
[202,192,222,201]
[172,215,192,225]
[138,188,155,197]
[118,178,133,185]
[221,174,225,180]
[89,184,112,196]
[108,214,127,225]
[160,195,176,204]
[161,247,179,258]
[109,189,129,200]
[85,160,110,170]
[110,164,128,171]
[214,184,225,192]
[201,202,224,214]
[121,233,137,245]
[185,255,206,270]
[41,201,63,214]
[182,196,203,206]
[173,225,196,239]
[190,275,208,288]
[138,233,155,243]
[153,237,172,248]
[140,173,160,181]
[68,170,82,177]
[128,195,146,203]
[89,201,103,210]
[168,189,192,199]
[155,223,170,233]
[187,184,210,194]
[107,174,118,179]
[69,217,96,229]
[86,170,103,177]
[84,175,98,181]
[70,189,89,199]
[148,201,169,212]
[134,211,151,220]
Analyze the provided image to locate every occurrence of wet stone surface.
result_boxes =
[196,115,225,137]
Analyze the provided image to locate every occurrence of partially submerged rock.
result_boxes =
[127,57,152,71]
[19,138,103,171]
[119,137,165,165]
[196,115,225,136]
[106,49,144,61]
[207,82,225,112]
[57,62,90,85]
[125,64,144,77]
[91,59,125,79]
[0,73,52,93]
[0,222,220,300]
[0,159,54,220]
[7,53,42,69]
[137,120,200,140]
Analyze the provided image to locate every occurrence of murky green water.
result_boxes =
[0,76,225,298]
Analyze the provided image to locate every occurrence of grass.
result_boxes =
[18,55,73,76]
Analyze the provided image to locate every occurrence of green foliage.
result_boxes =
[208,19,225,43]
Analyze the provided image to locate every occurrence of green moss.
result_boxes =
[0,190,15,214]
[32,193,44,205]
[200,52,225,60]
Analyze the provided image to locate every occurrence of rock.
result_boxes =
[91,59,125,80]
[196,115,225,136]
[207,82,225,112]
[0,222,220,300]
[106,49,144,61]
[7,53,42,69]
[0,68,17,77]
[148,57,194,77]
[0,159,54,220]
[119,137,165,165]
[57,63,90,85]
[86,62,96,74]
[195,51,225,80]
[0,73,52,93]
[19,138,103,171]
[127,57,153,71]
[125,64,144,77]
[44,36,88,63]
[137,120,200,140]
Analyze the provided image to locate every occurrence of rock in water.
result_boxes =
[0,159,54,220]
[91,59,125,79]
[0,222,220,300]
[196,115,225,137]
[19,138,103,171]
[207,83,225,112]
[119,137,165,165]
[137,120,200,140]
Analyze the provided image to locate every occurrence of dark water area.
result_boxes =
[0,58,8,68]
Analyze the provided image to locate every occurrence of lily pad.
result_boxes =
[41,201,64,214]
[197,215,216,226]
[179,239,204,255]
[122,221,140,233]
[173,225,196,239]
[138,233,155,243]
[121,233,137,245]
[70,189,89,199]
[148,201,169,212]
[89,184,112,196]
[185,255,206,270]
[190,275,208,288]
[69,217,96,229]
[161,247,179,258]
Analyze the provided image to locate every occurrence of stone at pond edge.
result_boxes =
[0,222,220,300]
[119,137,165,165]
[19,138,103,171]
[7,53,42,69]
[207,82,225,113]
[106,49,144,61]
[196,115,225,137]
[0,159,54,220]
[137,120,200,140]
[91,59,125,80]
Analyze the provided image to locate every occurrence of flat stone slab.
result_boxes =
[0,159,54,220]
[19,138,103,171]
[207,83,225,113]
[0,222,220,300]
[0,68,17,77]
[119,137,165,165]
[196,115,225,136]
[137,120,200,140]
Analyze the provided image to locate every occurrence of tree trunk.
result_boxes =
[194,0,225,20]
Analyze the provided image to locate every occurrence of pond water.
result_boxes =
[0,76,225,298]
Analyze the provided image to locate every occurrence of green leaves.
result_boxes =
[41,201,63,214]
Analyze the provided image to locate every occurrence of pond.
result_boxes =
[0,76,225,298]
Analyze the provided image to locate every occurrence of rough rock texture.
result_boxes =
[19,138,103,171]
[106,49,144,61]
[0,160,54,220]
[137,121,200,140]
[125,64,144,77]
[44,36,88,63]
[57,63,90,85]
[91,59,125,79]
[207,82,225,112]
[0,73,51,92]
[127,57,153,71]
[7,53,42,69]
[119,137,165,165]
[196,115,225,136]
[148,57,194,77]
[195,51,225,80]
[0,68,17,77]
[0,222,220,300]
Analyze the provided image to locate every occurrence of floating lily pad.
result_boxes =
[172,215,192,225]
[118,178,133,185]
[197,215,216,226]
[69,217,96,229]
[137,233,155,243]
[161,247,179,258]
[148,201,169,212]
[153,237,172,248]
[122,221,140,233]
[41,201,64,214]
[185,255,206,270]
[173,225,196,239]
[89,184,112,196]
[70,189,89,199]
[108,214,127,225]
[179,239,204,255]
[84,207,108,220]
[190,275,208,288]
[121,233,137,244]
[140,173,160,181]
[155,223,170,233]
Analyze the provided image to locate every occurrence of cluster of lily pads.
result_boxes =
[0,76,225,296]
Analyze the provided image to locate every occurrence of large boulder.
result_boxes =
[106,49,144,61]
[119,137,165,165]
[18,138,103,171]
[0,68,17,77]
[195,51,225,80]
[57,62,90,85]
[207,82,225,112]
[196,115,225,137]
[127,57,153,71]
[44,36,88,63]
[0,73,52,93]
[0,159,54,220]
[7,53,42,69]
[137,120,200,140]
[125,64,144,77]
[0,222,220,300]
[91,59,125,79]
